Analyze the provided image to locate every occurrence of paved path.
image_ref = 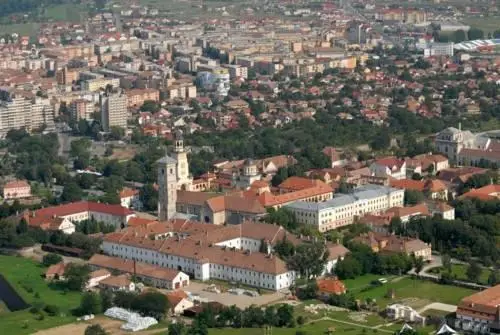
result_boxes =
[418,302,457,314]
[305,316,393,333]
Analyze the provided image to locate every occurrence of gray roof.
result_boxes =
[157,155,177,165]
[285,184,400,212]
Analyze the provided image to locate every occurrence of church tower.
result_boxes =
[157,154,177,221]
[171,130,193,191]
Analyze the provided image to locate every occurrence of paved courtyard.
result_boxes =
[180,281,288,309]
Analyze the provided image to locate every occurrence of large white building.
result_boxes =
[100,91,128,131]
[0,90,55,138]
[101,220,350,291]
[435,126,500,165]
[285,185,405,232]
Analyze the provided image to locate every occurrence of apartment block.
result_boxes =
[100,91,128,131]
[125,88,160,108]
[70,99,94,121]
[82,78,121,92]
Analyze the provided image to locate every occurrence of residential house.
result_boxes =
[370,157,407,180]
[45,262,67,281]
[166,290,194,315]
[3,180,31,200]
[354,232,432,261]
[86,269,111,289]
[99,274,136,292]
[119,188,141,209]
[316,278,346,300]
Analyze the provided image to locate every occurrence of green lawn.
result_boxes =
[463,16,500,33]
[44,4,87,22]
[0,23,41,36]
[429,264,492,285]
[352,276,476,307]
[0,255,82,335]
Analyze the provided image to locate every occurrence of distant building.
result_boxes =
[435,126,500,165]
[370,157,407,180]
[69,99,94,121]
[100,91,128,131]
[354,232,432,261]
[285,184,404,232]
[316,278,347,300]
[386,304,425,325]
[424,42,454,58]
[3,180,31,200]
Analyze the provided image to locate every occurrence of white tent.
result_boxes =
[436,323,457,335]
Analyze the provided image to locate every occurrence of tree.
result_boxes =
[114,291,136,310]
[442,254,452,273]
[61,182,83,203]
[85,324,107,335]
[109,126,125,140]
[140,100,160,113]
[131,292,169,320]
[404,190,425,205]
[466,262,482,282]
[468,28,484,40]
[65,264,91,291]
[79,292,103,315]
[287,242,329,278]
[168,321,186,335]
[389,217,403,235]
[370,131,391,151]
[488,269,500,286]
[42,253,62,266]
[452,30,467,43]
[99,290,114,311]
[140,184,158,212]
[413,256,425,275]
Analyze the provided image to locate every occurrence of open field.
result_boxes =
[429,264,492,285]
[463,16,500,33]
[0,255,82,335]
[0,23,41,36]
[352,276,476,307]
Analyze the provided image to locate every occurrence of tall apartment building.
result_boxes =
[100,91,128,131]
[0,90,54,138]
[70,99,94,121]
[285,184,404,232]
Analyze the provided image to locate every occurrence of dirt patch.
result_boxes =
[34,316,124,335]
[348,312,371,323]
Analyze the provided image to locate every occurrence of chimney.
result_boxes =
[32,211,36,218]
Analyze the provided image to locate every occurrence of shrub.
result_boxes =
[42,253,63,267]
[44,305,59,316]
[35,313,45,321]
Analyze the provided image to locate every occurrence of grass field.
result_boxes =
[0,23,41,36]
[0,255,82,335]
[44,4,87,22]
[352,276,476,307]
[463,16,500,33]
[429,264,492,285]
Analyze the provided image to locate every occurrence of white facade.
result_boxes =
[157,155,178,220]
[100,91,128,132]
[286,185,404,232]
[102,239,295,291]
[369,161,407,180]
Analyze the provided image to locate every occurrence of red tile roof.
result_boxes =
[390,179,425,191]
[4,180,30,189]
[317,278,346,295]
[374,157,405,169]
[32,201,134,218]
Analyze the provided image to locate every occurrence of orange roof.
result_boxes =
[385,203,429,218]
[390,179,425,191]
[32,201,134,218]
[424,179,447,192]
[316,278,346,295]
[258,184,333,207]
[278,176,328,191]
[460,184,500,201]
[4,180,30,189]
[45,262,66,277]
[374,157,405,169]
[119,187,139,199]
[126,217,156,226]
[100,274,131,288]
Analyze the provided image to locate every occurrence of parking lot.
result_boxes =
[180,281,288,309]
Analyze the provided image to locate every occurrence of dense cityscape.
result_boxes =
[0,0,499,334]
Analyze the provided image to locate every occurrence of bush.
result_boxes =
[44,304,59,316]
[42,253,63,266]
[35,313,45,321]
[29,306,40,314]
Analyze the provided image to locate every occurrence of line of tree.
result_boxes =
[334,242,417,279]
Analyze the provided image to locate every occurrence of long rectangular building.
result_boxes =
[456,284,500,334]
[100,220,349,291]
[285,184,404,232]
